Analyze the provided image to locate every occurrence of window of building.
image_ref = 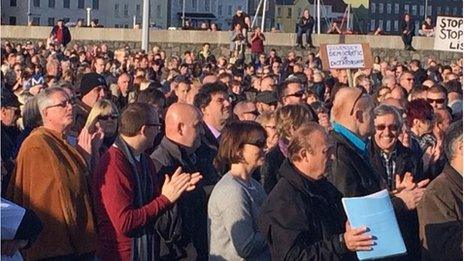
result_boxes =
[437,6,441,15]
[445,6,450,15]
[379,3,383,13]
[124,4,129,17]
[218,5,222,16]
[114,4,119,17]
[33,0,40,7]
[378,19,383,29]
[92,0,99,10]
[63,0,70,8]
[228,5,232,16]
[404,4,409,13]
[395,3,399,14]
[394,20,398,31]
[78,0,84,9]
[124,24,129,28]
[156,5,161,17]
[370,19,375,31]
[192,0,197,10]
[412,5,417,15]
[63,17,70,23]
[9,16,16,25]
[420,5,424,16]
[277,7,281,17]
[287,7,292,18]
[297,8,302,17]
[387,4,391,13]
[453,7,458,15]
[427,6,432,15]
[48,17,55,26]
[205,0,210,11]
[32,17,40,25]
[48,0,55,8]
[136,4,141,16]
[115,24,119,28]
[371,3,376,13]
[386,20,391,31]
[10,0,16,7]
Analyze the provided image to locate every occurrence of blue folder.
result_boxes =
[342,189,407,260]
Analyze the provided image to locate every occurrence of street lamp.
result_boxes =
[86,7,92,27]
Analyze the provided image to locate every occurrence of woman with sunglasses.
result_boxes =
[84,99,119,171]
[208,121,270,261]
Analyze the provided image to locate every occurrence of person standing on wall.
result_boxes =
[296,9,315,49]
[401,13,416,51]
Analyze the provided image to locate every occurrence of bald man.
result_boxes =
[233,101,259,121]
[150,102,210,260]
[328,87,381,197]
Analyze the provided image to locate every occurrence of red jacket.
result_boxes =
[93,146,170,261]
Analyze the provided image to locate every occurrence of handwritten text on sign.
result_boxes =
[434,16,463,52]
[326,44,365,69]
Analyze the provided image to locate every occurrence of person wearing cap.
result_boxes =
[255,91,278,114]
[73,72,108,133]
[50,19,72,48]
[1,89,22,195]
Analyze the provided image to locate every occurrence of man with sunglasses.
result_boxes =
[399,71,415,93]
[426,86,447,111]
[278,79,305,106]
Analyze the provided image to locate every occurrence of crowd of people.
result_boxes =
[1,16,463,261]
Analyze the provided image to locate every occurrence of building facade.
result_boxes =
[369,0,463,35]
[274,0,348,33]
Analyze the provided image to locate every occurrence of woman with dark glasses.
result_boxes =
[208,121,270,261]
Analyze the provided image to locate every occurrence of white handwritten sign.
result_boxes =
[434,16,463,52]
[326,44,365,69]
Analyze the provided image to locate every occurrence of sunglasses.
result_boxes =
[427,98,445,104]
[286,90,305,98]
[46,99,75,109]
[350,91,364,115]
[98,114,118,121]
[375,124,399,132]
[244,110,260,116]
[246,140,266,148]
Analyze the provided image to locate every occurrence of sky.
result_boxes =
[343,0,369,8]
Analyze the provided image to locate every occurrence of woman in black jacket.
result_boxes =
[259,122,374,260]
[296,9,315,49]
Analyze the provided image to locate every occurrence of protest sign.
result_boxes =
[320,43,373,70]
[434,16,463,52]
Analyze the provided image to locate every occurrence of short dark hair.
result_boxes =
[214,121,266,173]
[119,102,156,137]
[406,99,434,127]
[193,81,228,110]
[136,88,165,106]
[444,120,462,161]
[277,78,301,100]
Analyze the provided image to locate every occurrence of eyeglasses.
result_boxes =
[427,98,445,104]
[285,89,305,98]
[375,124,399,132]
[46,99,75,109]
[98,114,118,121]
[350,91,364,115]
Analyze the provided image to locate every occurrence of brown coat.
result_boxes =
[418,163,463,261]
[8,127,96,260]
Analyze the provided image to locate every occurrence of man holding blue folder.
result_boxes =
[328,88,429,260]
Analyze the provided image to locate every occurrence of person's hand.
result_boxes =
[394,172,429,192]
[399,129,411,148]
[29,84,44,95]
[394,185,427,210]
[343,222,374,252]
[91,123,105,153]
[78,127,104,156]
[1,239,28,257]
[318,114,333,131]
[186,172,202,192]
[161,167,192,203]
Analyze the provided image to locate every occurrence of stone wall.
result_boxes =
[2,25,462,64]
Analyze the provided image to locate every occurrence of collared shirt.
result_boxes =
[205,122,221,140]
[332,121,368,157]
[380,150,397,190]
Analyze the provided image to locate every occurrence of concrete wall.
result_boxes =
[2,25,461,63]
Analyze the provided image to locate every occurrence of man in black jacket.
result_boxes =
[401,13,416,51]
[259,122,374,260]
[296,9,315,49]
[151,103,208,260]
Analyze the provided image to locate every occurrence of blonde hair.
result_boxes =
[256,110,276,126]
[84,99,119,133]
